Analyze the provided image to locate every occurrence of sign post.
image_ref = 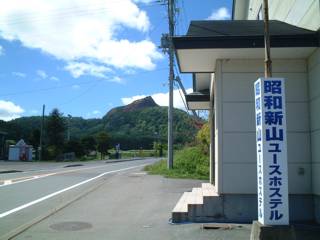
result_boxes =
[254,78,289,225]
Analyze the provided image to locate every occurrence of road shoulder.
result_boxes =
[12,170,251,240]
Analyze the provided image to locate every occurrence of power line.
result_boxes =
[58,82,100,107]
[0,19,164,48]
[173,80,189,112]
[0,81,94,97]
[0,1,162,26]
[180,0,189,32]
[0,67,168,98]
[57,67,169,106]
[147,16,167,36]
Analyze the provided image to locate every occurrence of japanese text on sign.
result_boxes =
[254,78,289,225]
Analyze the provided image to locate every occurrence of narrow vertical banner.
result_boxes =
[254,78,289,225]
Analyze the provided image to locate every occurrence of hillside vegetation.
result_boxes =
[0,96,202,150]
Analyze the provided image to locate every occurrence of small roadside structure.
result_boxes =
[8,139,33,161]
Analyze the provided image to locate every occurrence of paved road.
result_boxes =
[4,160,318,240]
[0,159,256,240]
[9,167,252,240]
[0,158,158,239]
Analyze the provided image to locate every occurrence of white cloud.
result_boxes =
[72,84,80,90]
[36,70,47,79]
[30,109,39,115]
[36,70,59,81]
[121,88,193,110]
[65,62,112,79]
[0,0,163,79]
[122,94,147,105]
[12,72,26,78]
[0,45,3,55]
[110,76,123,84]
[0,100,24,121]
[85,109,102,118]
[207,7,231,20]
[50,76,59,81]
[92,110,101,115]
[133,0,153,3]
[65,62,124,83]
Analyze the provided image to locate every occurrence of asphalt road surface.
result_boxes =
[0,158,158,239]
[1,165,319,240]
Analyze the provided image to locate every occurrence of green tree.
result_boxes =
[29,129,40,159]
[29,129,40,148]
[153,141,164,157]
[64,139,85,158]
[81,136,97,155]
[96,132,109,160]
[46,108,66,158]
[196,122,210,155]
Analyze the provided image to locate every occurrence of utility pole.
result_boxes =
[167,0,175,169]
[39,104,45,161]
[263,0,272,77]
[67,114,72,141]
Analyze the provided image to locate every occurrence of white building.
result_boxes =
[8,139,33,161]
[171,0,320,223]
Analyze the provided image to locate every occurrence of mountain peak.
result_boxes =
[123,96,158,112]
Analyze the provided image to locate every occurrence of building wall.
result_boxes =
[309,49,320,198]
[246,0,320,31]
[232,0,319,222]
[215,58,311,194]
[214,63,223,193]
[210,73,215,185]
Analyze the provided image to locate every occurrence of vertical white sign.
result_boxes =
[254,78,289,225]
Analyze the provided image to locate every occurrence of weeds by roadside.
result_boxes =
[144,146,209,180]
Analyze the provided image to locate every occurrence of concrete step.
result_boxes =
[172,192,190,213]
[191,188,203,204]
[202,182,215,190]
[188,188,204,221]
[202,183,218,197]
[172,183,224,223]
[172,192,192,223]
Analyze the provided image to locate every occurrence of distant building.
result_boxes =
[171,0,320,223]
[8,139,33,161]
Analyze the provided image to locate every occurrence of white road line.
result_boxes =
[0,162,135,188]
[0,164,146,218]
[4,180,12,185]
[0,175,51,188]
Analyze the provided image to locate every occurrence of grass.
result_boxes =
[79,155,98,161]
[108,149,167,159]
[144,146,209,180]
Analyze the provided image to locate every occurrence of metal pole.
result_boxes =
[167,0,175,169]
[39,104,45,161]
[263,0,272,77]
[67,114,71,141]
[67,123,70,141]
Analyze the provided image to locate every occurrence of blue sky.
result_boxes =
[0,0,232,120]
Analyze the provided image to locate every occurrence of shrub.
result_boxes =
[144,146,209,180]
[173,146,209,178]
[196,122,210,155]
